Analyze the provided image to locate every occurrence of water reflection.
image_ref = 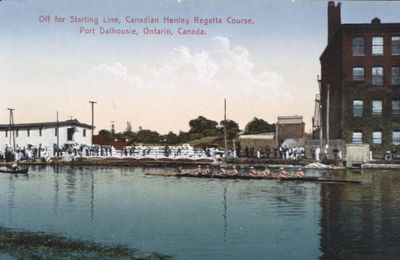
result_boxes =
[319,171,400,259]
[0,167,399,259]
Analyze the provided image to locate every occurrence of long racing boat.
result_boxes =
[144,173,362,184]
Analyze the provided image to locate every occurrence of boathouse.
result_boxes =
[0,119,93,152]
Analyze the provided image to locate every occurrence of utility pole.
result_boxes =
[111,121,115,140]
[7,108,15,151]
[224,98,228,162]
[89,101,97,145]
[326,84,330,148]
[317,76,323,152]
[56,111,59,156]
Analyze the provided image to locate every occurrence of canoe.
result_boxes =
[0,168,29,174]
[144,173,362,184]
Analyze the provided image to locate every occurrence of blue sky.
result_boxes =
[1,0,399,133]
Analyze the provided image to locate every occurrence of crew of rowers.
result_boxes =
[178,165,305,178]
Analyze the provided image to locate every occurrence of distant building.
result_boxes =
[276,116,305,146]
[92,135,128,150]
[238,132,275,158]
[320,1,400,157]
[0,119,93,152]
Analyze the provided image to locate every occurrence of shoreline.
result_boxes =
[1,157,399,170]
[0,156,340,169]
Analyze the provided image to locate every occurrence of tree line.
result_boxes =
[97,116,275,145]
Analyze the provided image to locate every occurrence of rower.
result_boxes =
[194,165,202,176]
[232,165,241,176]
[220,166,228,176]
[249,166,258,177]
[276,167,288,177]
[263,165,272,177]
[177,166,183,174]
[294,168,305,178]
[205,165,213,176]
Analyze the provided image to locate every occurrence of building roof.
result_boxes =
[0,119,93,130]
[321,21,400,60]
[277,116,303,124]
[239,132,275,140]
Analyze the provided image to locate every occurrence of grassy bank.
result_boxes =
[0,226,171,259]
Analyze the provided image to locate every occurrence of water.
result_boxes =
[0,166,399,259]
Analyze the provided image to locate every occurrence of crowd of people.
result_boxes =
[242,145,307,160]
[0,142,345,163]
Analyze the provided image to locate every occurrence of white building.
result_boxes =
[0,119,93,153]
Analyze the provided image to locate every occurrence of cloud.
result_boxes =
[82,36,285,133]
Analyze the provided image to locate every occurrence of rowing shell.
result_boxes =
[0,168,29,174]
[144,173,362,184]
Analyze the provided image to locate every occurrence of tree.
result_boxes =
[135,129,160,144]
[189,116,219,137]
[165,131,179,144]
[244,117,275,134]
[98,129,112,141]
[178,131,190,143]
[220,119,240,139]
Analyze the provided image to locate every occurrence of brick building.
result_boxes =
[276,116,305,146]
[320,1,400,157]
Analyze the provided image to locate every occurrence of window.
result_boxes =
[352,37,365,56]
[372,36,384,55]
[372,100,383,116]
[392,67,400,85]
[393,131,400,145]
[392,36,400,55]
[67,128,74,141]
[393,100,400,115]
[27,129,30,137]
[353,67,365,82]
[372,67,384,86]
[39,128,42,137]
[353,100,363,117]
[352,132,363,144]
[372,131,382,145]
[83,129,86,137]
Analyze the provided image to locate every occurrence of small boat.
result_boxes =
[0,168,29,174]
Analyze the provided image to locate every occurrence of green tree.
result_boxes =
[220,119,240,139]
[165,131,179,144]
[98,129,112,141]
[189,116,219,137]
[135,129,160,144]
[244,117,275,134]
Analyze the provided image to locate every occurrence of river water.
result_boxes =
[0,166,399,259]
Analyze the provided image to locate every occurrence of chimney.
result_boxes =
[328,1,341,41]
